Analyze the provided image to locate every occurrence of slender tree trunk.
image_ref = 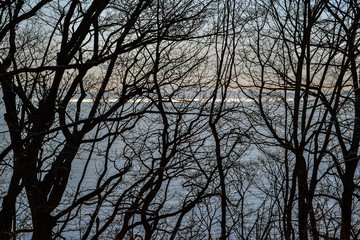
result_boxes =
[297,155,308,240]
[284,160,296,240]
[340,155,357,240]
[0,67,24,240]
[340,181,354,240]
[209,122,227,240]
[0,174,21,240]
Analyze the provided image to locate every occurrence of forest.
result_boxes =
[0,0,360,239]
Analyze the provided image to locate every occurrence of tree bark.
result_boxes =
[340,155,357,240]
[297,155,309,240]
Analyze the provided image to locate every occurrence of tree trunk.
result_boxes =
[340,157,356,240]
[0,173,21,240]
[31,210,56,240]
[340,182,354,240]
[297,155,308,240]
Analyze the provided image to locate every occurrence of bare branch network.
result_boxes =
[0,0,360,239]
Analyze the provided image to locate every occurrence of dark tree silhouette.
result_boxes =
[0,0,215,239]
[1,0,359,240]
[242,0,360,239]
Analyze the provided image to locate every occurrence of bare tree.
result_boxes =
[323,1,360,239]
[242,0,360,239]
[3,0,359,239]
[0,0,214,239]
